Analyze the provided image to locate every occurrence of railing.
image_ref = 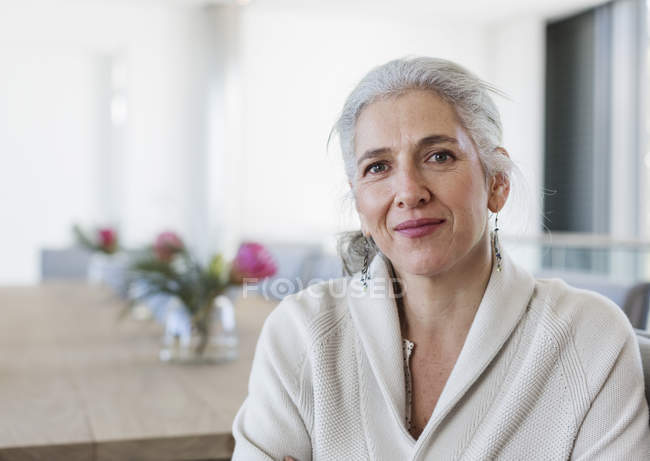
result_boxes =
[502,233,650,282]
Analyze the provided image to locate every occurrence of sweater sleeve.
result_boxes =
[571,325,650,460]
[232,296,313,461]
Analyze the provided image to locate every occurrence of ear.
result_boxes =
[487,148,511,213]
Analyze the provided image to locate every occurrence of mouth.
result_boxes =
[394,218,445,238]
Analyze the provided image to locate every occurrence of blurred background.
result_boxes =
[2,2,650,458]
[1,0,649,326]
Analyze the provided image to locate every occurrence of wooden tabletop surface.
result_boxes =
[0,282,278,461]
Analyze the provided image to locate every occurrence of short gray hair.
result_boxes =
[332,57,513,275]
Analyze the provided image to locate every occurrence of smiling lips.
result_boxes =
[394,218,445,238]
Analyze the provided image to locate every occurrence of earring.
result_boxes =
[360,235,371,290]
[493,212,502,272]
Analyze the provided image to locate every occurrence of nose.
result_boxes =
[393,165,432,209]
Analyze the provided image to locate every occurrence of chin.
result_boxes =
[398,255,449,277]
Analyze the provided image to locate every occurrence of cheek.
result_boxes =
[445,174,488,225]
[355,183,392,225]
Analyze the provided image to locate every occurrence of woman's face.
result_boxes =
[352,89,505,278]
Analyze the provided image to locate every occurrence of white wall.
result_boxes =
[0,1,225,284]
[483,16,546,272]
[486,16,546,235]
[0,48,108,283]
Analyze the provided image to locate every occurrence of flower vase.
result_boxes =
[159,295,239,364]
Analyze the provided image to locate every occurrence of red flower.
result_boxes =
[230,242,277,283]
[154,231,184,262]
[97,228,118,253]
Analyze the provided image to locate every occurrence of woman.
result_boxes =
[232,57,650,460]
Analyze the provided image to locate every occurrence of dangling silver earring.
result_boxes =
[360,235,371,290]
[493,212,502,272]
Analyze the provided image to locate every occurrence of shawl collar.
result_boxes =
[347,253,407,423]
[347,250,536,435]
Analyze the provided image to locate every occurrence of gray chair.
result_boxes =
[636,329,650,413]
[257,242,323,300]
[302,252,345,285]
[40,247,92,280]
[625,284,650,331]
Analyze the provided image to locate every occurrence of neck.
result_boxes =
[392,232,494,349]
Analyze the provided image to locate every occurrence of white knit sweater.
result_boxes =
[232,251,650,460]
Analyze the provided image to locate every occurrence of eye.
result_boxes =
[429,150,454,164]
[365,161,388,175]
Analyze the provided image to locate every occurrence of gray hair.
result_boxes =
[332,57,514,275]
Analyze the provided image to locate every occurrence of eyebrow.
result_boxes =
[356,134,459,166]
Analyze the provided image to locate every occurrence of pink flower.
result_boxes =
[97,228,118,253]
[231,242,277,283]
[154,231,184,262]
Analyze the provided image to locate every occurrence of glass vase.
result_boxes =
[159,295,239,364]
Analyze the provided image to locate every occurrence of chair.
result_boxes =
[302,252,345,285]
[257,242,323,300]
[40,247,91,280]
[625,284,650,331]
[636,329,650,419]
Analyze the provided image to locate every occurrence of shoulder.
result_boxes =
[256,276,352,364]
[531,277,639,391]
[531,277,633,340]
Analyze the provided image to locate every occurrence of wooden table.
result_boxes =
[0,282,277,461]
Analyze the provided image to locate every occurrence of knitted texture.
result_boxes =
[462,308,577,459]
[310,315,368,458]
[232,253,650,460]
